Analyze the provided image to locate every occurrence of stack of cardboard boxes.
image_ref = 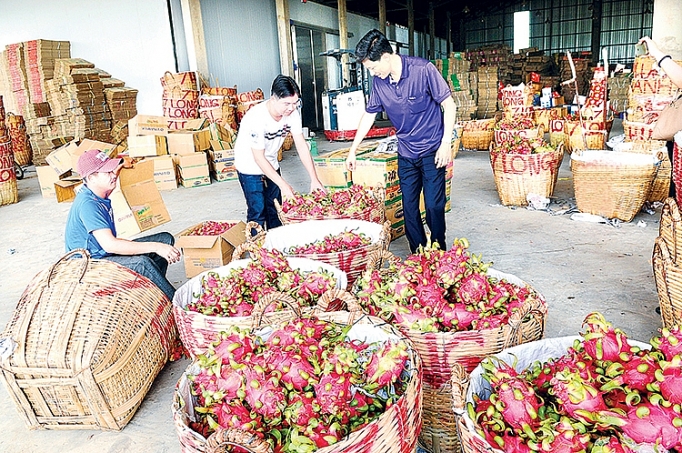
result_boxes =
[207,122,237,182]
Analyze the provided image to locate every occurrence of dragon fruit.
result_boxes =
[469,312,682,453]
[581,312,633,363]
[352,239,542,335]
[187,318,412,452]
[651,325,682,361]
[457,271,491,306]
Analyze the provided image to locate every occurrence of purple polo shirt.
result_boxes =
[366,54,451,159]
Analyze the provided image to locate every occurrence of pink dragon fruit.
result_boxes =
[363,341,409,391]
[619,403,682,450]
[655,355,682,405]
[651,325,682,361]
[457,271,491,306]
[314,372,352,415]
[435,238,471,289]
[489,375,543,432]
[283,392,318,431]
[600,351,659,393]
[214,399,264,432]
[242,368,287,421]
[581,312,633,363]
[534,416,592,453]
[392,304,439,332]
[210,328,256,364]
[269,349,318,391]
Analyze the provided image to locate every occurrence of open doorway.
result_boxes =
[293,25,326,131]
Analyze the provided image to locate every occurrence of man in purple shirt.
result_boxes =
[346,29,456,253]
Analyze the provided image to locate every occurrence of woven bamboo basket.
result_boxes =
[659,197,682,263]
[161,71,199,91]
[613,140,670,203]
[256,219,392,286]
[653,237,682,330]
[0,249,177,430]
[6,113,32,166]
[489,143,564,206]
[451,335,651,453]
[361,251,547,453]
[172,300,423,453]
[0,138,18,206]
[570,150,658,222]
[492,126,542,146]
[172,257,349,358]
[622,119,656,142]
[533,107,567,132]
[274,187,385,225]
[460,118,496,150]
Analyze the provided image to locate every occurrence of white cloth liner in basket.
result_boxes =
[172,256,348,311]
[262,219,385,251]
[570,149,661,166]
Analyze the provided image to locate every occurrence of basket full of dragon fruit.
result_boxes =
[489,137,564,206]
[353,241,547,453]
[452,312,682,453]
[172,300,423,453]
[172,247,349,358]
[493,117,542,146]
[260,219,392,287]
[275,185,385,225]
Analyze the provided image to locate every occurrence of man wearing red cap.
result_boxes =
[65,149,181,299]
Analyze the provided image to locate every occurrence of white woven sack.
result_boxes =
[172,256,347,311]
[263,219,384,251]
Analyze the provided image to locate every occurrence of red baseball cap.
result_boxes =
[77,149,122,178]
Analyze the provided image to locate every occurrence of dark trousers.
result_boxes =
[398,152,447,253]
[238,170,283,231]
[104,232,176,300]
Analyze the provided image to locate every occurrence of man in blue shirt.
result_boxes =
[346,29,456,253]
[65,149,181,299]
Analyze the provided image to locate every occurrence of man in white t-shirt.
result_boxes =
[234,74,324,230]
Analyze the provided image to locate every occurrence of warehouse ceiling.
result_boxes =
[309,0,520,40]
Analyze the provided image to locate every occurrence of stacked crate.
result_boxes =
[4,43,30,114]
[23,40,71,105]
[476,66,499,119]
[466,44,513,84]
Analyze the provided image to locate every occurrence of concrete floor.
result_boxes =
[0,119,665,452]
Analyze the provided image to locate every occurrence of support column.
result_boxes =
[338,0,350,86]
[407,0,415,56]
[181,0,209,79]
[652,0,682,59]
[590,0,602,66]
[446,11,452,56]
[275,0,294,76]
[379,0,387,35]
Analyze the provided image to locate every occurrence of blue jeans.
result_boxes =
[103,232,176,300]
[238,171,283,232]
[398,152,446,253]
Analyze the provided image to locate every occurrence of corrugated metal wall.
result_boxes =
[199,0,280,93]
[463,0,653,64]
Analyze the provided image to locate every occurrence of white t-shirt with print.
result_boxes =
[234,100,303,175]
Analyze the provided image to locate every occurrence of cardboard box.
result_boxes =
[313,148,354,189]
[127,135,168,158]
[179,175,211,188]
[46,141,78,175]
[390,220,406,240]
[36,165,63,198]
[129,114,168,136]
[148,155,177,191]
[209,148,235,162]
[208,122,235,143]
[384,198,405,226]
[176,220,247,278]
[109,160,171,238]
[54,178,83,203]
[353,150,399,188]
[210,139,233,151]
[212,171,238,182]
[167,129,210,155]
[176,152,209,179]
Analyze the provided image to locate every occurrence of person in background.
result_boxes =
[65,149,180,300]
[639,36,682,198]
[234,74,325,231]
[346,29,457,253]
